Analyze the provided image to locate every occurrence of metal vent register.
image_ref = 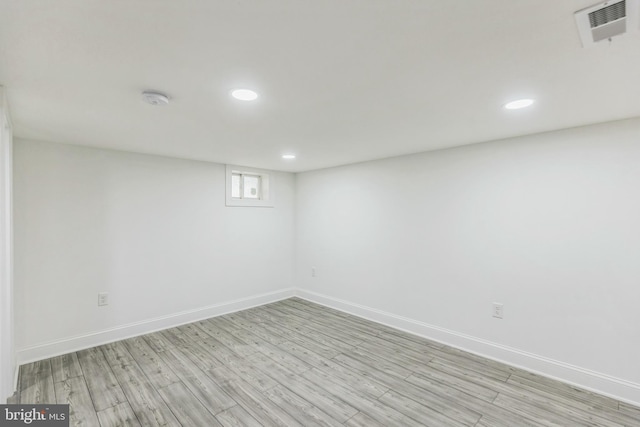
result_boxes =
[589,0,626,27]
[575,0,638,47]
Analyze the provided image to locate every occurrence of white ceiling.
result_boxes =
[1,0,639,172]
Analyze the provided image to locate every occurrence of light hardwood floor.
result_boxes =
[15,298,640,426]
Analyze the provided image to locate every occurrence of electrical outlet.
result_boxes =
[311,267,317,277]
[492,302,503,319]
[98,292,109,306]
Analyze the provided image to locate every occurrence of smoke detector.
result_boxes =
[575,0,639,47]
[141,91,170,106]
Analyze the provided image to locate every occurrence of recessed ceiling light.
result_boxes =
[282,154,296,160]
[231,89,258,101]
[504,99,535,110]
[141,91,170,106]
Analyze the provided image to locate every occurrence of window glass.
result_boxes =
[231,173,241,198]
[243,175,261,199]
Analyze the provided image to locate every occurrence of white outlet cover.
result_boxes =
[98,292,109,306]
[492,302,504,319]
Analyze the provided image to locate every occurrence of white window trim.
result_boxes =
[225,164,274,207]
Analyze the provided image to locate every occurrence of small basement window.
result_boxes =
[226,165,274,207]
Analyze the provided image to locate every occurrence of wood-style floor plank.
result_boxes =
[392,364,534,426]
[620,401,640,419]
[122,336,180,389]
[207,365,302,427]
[500,377,626,427]
[54,376,100,426]
[263,384,344,427]
[15,298,640,427]
[6,392,20,404]
[476,414,542,427]
[156,347,236,414]
[246,352,359,423]
[344,412,388,427]
[509,371,620,409]
[173,334,226,371]
[355,339,434,376]
[281,299,384,339]
[343,346,413,380]
[156,382,222,426]
[142,331,174,354]
[378,389,473,427]
[260,306,357,353]
[406,369,498,403]
[19,359,56,404]
[158,328,190,348]
[316,357,389,399]
[229,311,289,346]
[179,331,279,392]
[51,352,83,383]
[232,329,314,375]
[300,367,424,427]
[215,405,262,427]
[76,346,127,412]
[96,402,141,427]
[269,303,367,347]
[101,342,181,427]
[493,392,590,426]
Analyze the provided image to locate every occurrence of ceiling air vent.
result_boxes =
[575,0,639,47]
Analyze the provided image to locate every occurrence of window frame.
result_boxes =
[225,164,274,207]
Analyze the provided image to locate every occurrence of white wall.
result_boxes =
[13,139,295,362]
[0,88,16,402]
[295,117,640,405]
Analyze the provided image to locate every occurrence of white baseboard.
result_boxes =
[16,288,295,365]
[296,289,640,407]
